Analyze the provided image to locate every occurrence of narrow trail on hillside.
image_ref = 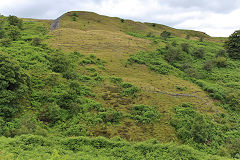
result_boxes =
[143,87,211,107]
[51,16,62,30]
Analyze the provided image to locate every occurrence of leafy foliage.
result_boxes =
[7,15,23,29]
[130,105,160,124]
[0,52,29,119]
[224,30,240,59]
[161,31,171,40]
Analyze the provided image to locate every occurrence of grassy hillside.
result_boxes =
[0,12,239,159]
[46,11,228,140]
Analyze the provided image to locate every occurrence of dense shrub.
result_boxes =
[161,31,171,40]
[31,37,42,46]
[224,30,240,59]
[0,52,29,119]
[130,105,160,124]
[110,76,123,84]
[214,57,228,68]
[193,48,205,59]
[165,45,183,63]
[203,60,214,71]
[181,43,190,53]
[50,52,72,73]
[170,103,223,146]
[216,49,227,57]
[0,28,5,39]
[98,109,123,123]
[0,38,11,47]
[121,83,140,97]
[7,25,21,41]
[195,80,226,101]
[7,15,23,29]
[225,91,240,111]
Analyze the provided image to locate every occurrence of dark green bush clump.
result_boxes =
[161,31,171,40]
[7,15,23,29]
[0,52,29,119]
[130,105,160,124]
[224,30,240,59]
[121,83,140,97]
[170,103,224,147]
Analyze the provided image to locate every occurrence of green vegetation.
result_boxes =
[130,105,160,124]
[126,23,240,159]
[160,30,171,40]
[0,135,231,160]
[171,103,240,158]
[0,12,239,159]
[224,30,240,59]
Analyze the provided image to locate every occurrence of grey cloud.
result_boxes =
[155,0,240,13]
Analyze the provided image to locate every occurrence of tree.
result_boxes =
[0,38,11,47]
[160,31,171,40]
[191,114,212,143]
[186,34,190,40]
[0,29,5,39]
[224,30,240,59]
[7,15,23,29]
[7,25,21,41]
[193,48,205,59]
[31,37,42,46]
[0,15,6,39]
[164,45,183,63]
[181,43,190,53]
[0,52,29,119]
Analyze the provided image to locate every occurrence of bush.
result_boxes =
[203,60,214,71]
[50,52,71,73]
[0,38,11,47]
[110,76,123,84]
[193,48,205,59]
[7,15,23,29]
[130,105,160,124]
[224,30,240,59]
[216,49,227,57]
[160,31,171,40]
[225,91,240,111]
[181,43,190,53]
[214,57,228,68]
[195,80,226,101]
[0,52,29,119]
[72,13,78,17]
[121,83,140,97]
[31,37,42,46]
[170,103,223,145]
[72,16,77,21]
[164,45,183,63]
[7,25,21,41]
[98,109,123,123]
[0,28,5,39]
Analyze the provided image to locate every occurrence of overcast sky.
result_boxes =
[1,0,240,37]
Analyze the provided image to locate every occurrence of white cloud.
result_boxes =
[0,0,239,36]
[175,9,240,37]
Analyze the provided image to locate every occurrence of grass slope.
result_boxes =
[46,11,226,142]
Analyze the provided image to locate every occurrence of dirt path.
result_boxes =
[144,87,211,107]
